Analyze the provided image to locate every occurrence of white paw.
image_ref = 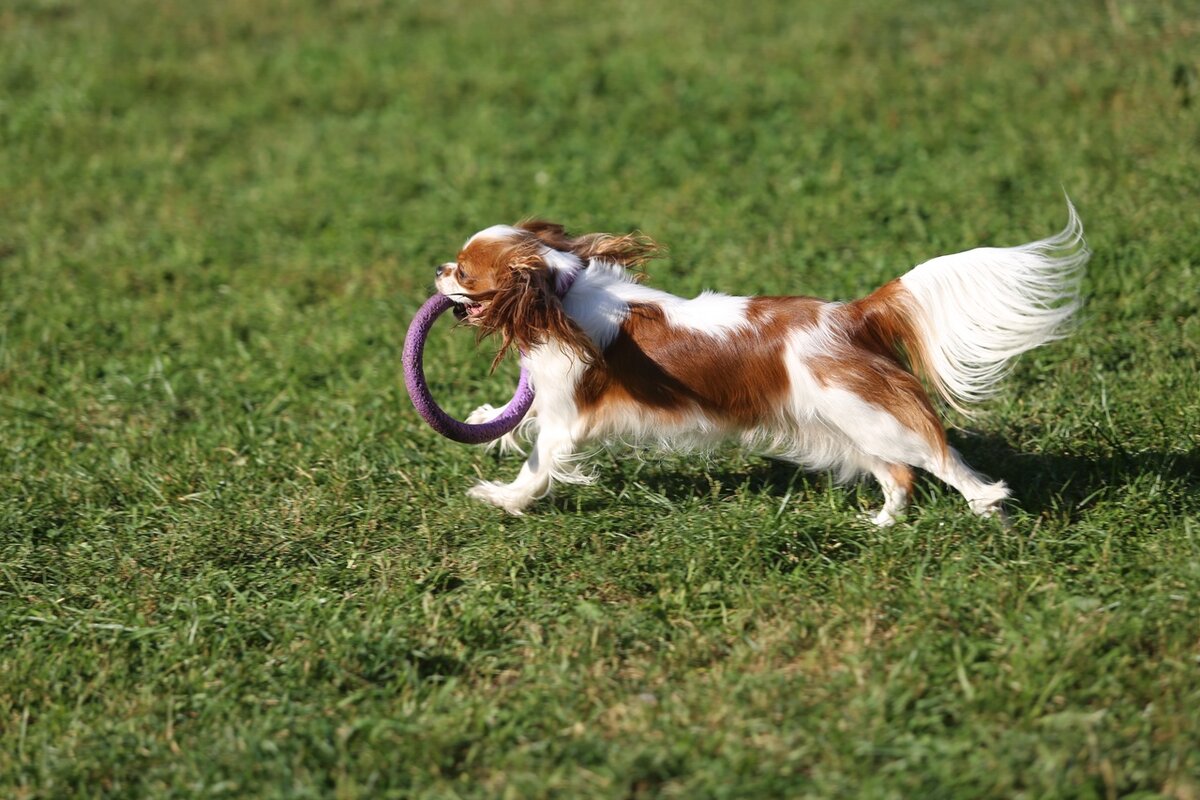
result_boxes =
[970,500,1011,528]
[467,481,533,516]
[870,509,899,527]
[967,481,1010,514]
[968,494,1009,519]
[465,404,499,425]
[464,405,529,455]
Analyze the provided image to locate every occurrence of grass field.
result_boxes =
[2,0,1199,796]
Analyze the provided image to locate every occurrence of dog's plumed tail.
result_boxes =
[850,200,1089,414]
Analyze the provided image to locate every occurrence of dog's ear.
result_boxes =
[516,219,576,252]
[570,232,661,269]
[518,219,662,273]
[473,254,598,371]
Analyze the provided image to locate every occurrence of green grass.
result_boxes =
[2,0,1199,796]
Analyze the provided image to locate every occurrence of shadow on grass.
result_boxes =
[546,455,837,516]
[543,457,870,572]
[949,432,1200,520]
[545,435,1199,523]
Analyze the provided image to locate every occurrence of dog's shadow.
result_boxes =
[551,434,1199,522]
[944,431,1199,520]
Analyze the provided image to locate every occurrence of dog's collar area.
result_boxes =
[556,264,582,299]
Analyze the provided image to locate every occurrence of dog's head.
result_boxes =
[435,220,659,369]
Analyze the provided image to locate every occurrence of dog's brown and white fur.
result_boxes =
[434,207,1087,524]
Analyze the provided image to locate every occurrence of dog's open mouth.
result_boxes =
[452,301,485,321]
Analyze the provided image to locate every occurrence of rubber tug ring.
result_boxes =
[402,293,534,444]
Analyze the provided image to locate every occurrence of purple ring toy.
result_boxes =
[402,293,534,444]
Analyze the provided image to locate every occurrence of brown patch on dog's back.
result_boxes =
[746,295,826,330]
[576,296,826,435]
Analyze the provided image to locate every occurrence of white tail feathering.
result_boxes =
[898,201,1089,411]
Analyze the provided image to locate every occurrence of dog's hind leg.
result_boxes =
[922,447,1010,521]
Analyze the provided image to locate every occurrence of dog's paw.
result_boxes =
[465,404,530,455]
[465,404,499,425]
[868,508,901,527]
[968,481,1011,527]
[467,481,533,516]
[971,500,1012,529]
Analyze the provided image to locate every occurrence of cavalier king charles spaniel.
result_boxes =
[433,206,1087,524]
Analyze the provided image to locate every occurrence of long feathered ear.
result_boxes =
[471,253,599,371]
[516,220,576,252]
[518,219,662,271]
[570,232,661,269]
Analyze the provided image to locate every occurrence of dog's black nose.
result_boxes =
[436,263,452,278]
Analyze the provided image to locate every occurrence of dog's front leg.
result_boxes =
[467,424,578,515]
